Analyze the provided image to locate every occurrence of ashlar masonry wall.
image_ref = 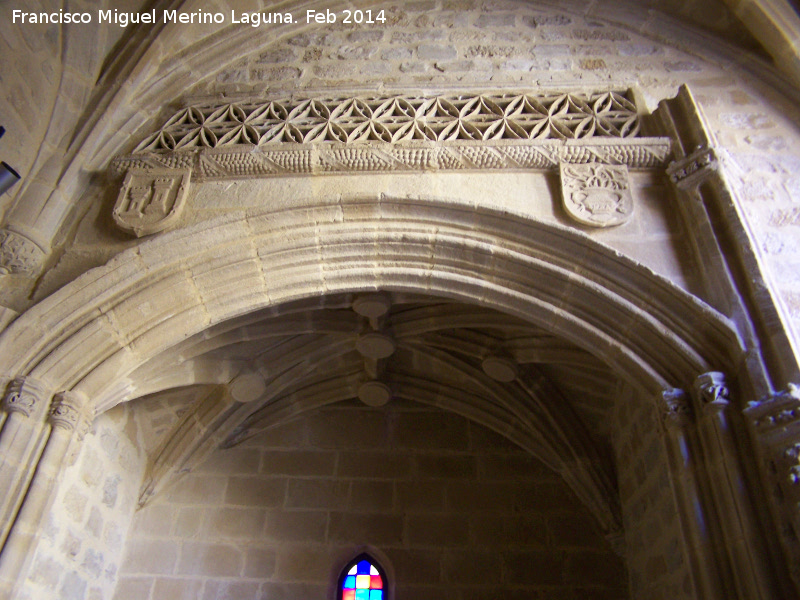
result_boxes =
[115,399,628,600]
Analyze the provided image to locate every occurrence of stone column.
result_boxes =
[0,378,51,550]
[0,391,93,598]
[658,387,719,600]
[743,385,800,590]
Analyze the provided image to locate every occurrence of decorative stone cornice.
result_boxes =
[111,91,672,180]
[745,384,800,438]
[48,391,93,439]
[0,229,47,276]
[1,377,49,419]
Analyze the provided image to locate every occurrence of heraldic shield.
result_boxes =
[559,163,633,228]
[113,169,191,237]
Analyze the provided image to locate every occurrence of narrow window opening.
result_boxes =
[338,554,387,600]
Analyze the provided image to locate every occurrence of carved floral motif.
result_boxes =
[559,163,633,227]
[48,392,93,439]
[0,229,46,276]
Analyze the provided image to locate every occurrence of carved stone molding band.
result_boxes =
[48,391,93,439]
[111,91,672,180]
[1,377,48,418]
[559,163,633,227]
[0,229,47,276]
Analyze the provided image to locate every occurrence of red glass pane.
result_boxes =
[343,590,356,600]
[370,576,383,589]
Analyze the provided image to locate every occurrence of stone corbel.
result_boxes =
[691,371,730,415]
[666,146,718,190]
[1,376,49,419]
[48,391,95,441]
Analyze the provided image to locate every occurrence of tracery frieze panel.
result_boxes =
[111,90,672,179]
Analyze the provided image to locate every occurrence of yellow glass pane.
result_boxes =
[356,575,371,589]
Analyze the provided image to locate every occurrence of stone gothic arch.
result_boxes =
[3,1,800,599]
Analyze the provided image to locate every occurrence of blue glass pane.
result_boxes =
[369,590,383,600]
[357,560,371,575]
[344,576,356,589]
[355,589,369,600]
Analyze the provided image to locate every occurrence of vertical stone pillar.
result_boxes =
[0,391,93,598]
[743,385,800,590]
[0,378,51,550]
[658,387,718,600]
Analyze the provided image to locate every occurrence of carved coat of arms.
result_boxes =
[113,169,191,237]
[559,163,633,227]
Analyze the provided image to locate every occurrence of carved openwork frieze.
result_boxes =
[2,377,49,419]
[113,169,191,237]
[559,163,633,227]
[111,90,672,181]
[0,229,47,276]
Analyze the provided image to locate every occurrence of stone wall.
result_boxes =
[115,400,628,600]
[18,405,145,600]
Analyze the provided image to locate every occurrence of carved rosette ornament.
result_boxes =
[113,169,191,237]
[48,391,93,440]
[0,229,47,276]
[1,377,48,418]
[559,163,633,227]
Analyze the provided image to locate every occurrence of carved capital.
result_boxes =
[48,391,93,439]
[693,371,730,414]
[666,146,718,188]
[661,387,692,429]
[2,377,49,418]
[0,229,46,276]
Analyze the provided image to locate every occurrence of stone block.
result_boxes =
[59,571,88,600]
[395,481,446,512]
[203,507,266,539]
[259,583,329,600]
[274,547,331,581]
[285,479,348,509]
[417,44,458,61]
[174,506,204,537]
[168,475,228,505]
[328,512,404,544]
[260,450,336,476]
[338,451,413,479]
[202,580,261,600]
[243,547,278,578]
[348,480,394,511]
[200,447,261,474]
[384,548,442,583]
[417,454,476,479]
[263,510,328,541]
[111,578,152,600]
[504,550,564,585]
[442,550,503,583]
[120,539,177,575]
[177,542,243,577]
[132,503,175,537]
[393,413,469,450]
[307,410,388,449]
[152,577,204,600]
[407,514,470,546]
[447,481,516,512]
[224,477,286,507]
[564,551,627,588]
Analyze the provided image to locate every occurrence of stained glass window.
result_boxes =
[339,555,386,600]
